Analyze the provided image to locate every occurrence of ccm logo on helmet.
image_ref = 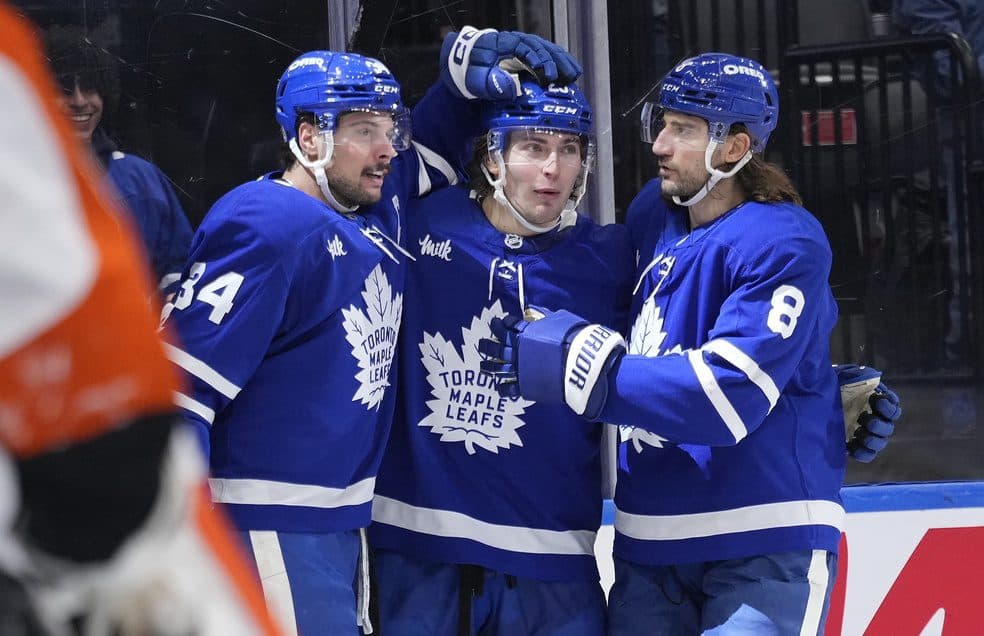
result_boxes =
[542,104,578,115]
[374,84,398,94]
[722,64,765,81]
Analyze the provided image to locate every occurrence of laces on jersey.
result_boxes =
[361,225,416,264]
[632,257,661,297]
[487,257,527,310]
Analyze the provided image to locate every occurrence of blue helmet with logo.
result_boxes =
[275,51,410,149]
[482,79,593,139]
[644,52,778,153]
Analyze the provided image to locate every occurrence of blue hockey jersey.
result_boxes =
[370,187,634,582]
[94,129,193,291]
[162,82,469,533]
[606,179,846,566]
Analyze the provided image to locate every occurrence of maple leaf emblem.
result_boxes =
[418,301,534,454]
[622,295,676,452]
[629,295,667,357]
[341,264,403,410]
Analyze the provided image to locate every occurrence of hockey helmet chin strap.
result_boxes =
[289,134,359,213]
[673,140,753,208]
[480,154,584,235]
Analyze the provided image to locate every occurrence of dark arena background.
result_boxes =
[13,1,984,632]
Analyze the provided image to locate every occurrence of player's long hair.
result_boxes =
[731,124,803,206]
[467,134,494,202]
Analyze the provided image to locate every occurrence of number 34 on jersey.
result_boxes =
[160,262,244,327]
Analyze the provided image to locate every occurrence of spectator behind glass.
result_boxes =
[893,0,983,366]
[894,0,984,93]
[44,24,193,297]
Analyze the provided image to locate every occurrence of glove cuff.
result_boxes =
[564,324,625,417]
[443,26,497,100]
[515,309,587,403]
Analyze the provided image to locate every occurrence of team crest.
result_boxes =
[418,301,533,454]
[341,264,403,410]
[620,295,678,452]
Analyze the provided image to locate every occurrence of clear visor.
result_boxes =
[640,103,719,150]
[490,127,594,170]
[328,107,412,152]
[640,102,664,144]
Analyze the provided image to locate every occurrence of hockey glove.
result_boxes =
[440,26,582,100]
[479,307,624,421]
[837,364,902,463]
[20,422,277,635]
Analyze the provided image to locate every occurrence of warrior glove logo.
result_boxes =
[564,324,625,417]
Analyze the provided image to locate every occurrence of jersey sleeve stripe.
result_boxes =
[614,499,845,541]
[174,391,216,424]
[164,343,241,399]
[703,339,781,411]
[687,349,748,443]
[413,141,459,194]
[209,476,376,510]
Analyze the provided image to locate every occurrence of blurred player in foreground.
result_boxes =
[0,5,279,634]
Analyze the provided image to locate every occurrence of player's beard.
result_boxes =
[328,172,383,208]
[658,161,708,198]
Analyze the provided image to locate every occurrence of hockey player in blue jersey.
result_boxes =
[160,29,582,636]
[370,79,633,635]
[479,53,901,635]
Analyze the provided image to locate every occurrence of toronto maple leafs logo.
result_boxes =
[620,295,678,452]
[418,301,534,454]
[341,264,403,410]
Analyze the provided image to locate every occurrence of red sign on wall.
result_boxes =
[825,513,984,635]
[801,109,858,146]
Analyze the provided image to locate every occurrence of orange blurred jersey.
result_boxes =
[0,8,282,634]
[0,5,179,458]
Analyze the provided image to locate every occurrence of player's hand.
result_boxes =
[836,364,901,463]
[478,306,623,420]
[440,26,582,100]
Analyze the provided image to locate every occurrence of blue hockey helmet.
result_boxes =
[482,79,593,140]
[642,52,778,153]
[275,51,410,150]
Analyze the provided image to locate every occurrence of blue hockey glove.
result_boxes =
[478,307,624,421]
[440,26,582,100]
[836,364,902,463]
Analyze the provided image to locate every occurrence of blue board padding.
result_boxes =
[600,481,984,525]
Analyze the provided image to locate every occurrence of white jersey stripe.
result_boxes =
[703,339,781,411]
[164,343,241,399]
[372,496,596,556]
[210,476,375,510]
[687,349,748,442]
[248,531,298,636]
[615,499,845,542]
[413,140,459,195]
[799,549,830,636]
[173,391,215,425]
